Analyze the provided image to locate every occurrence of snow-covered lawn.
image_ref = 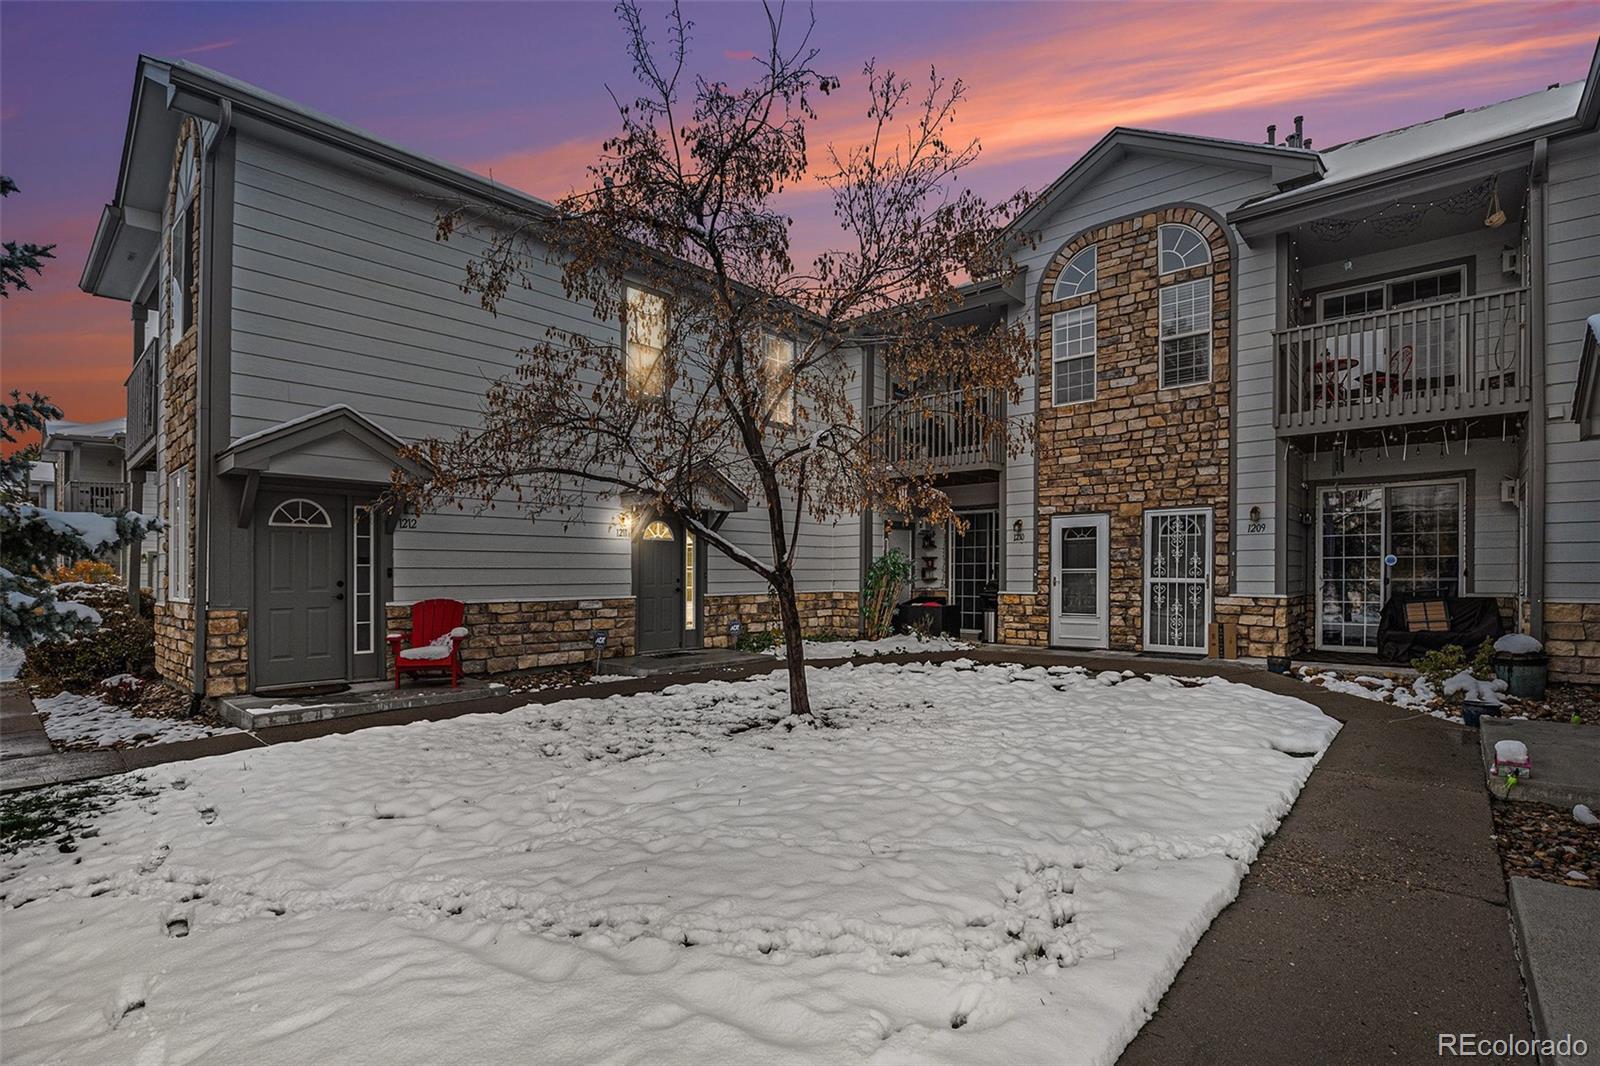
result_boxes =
[772,633,973,659]
[32,691,241,750]
[1,661,1337,1065]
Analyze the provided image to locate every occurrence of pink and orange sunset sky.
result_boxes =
[2,1,1595,428]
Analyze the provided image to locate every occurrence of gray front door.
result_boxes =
[256,493,348,688]
[635,515,683,653]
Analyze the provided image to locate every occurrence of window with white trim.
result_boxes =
[1158,224,1210,274]
[170,137,199,337]
[166,470,189,602]
[1051,306,1096,405]
[353,505,375,655]
[683,530,697,630]
[624,286,668,397]
[1052,245,1097,300]
[763,333,797,425]
[1159,279,1211,387]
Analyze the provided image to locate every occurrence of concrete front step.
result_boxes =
[216,680,494,730]
[1480,718,1600,809]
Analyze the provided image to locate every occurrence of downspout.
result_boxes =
[1526,137,1548,639]
[190,99,232,705]
[858,342,876,635]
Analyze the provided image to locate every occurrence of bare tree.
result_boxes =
[401,1,1032,719]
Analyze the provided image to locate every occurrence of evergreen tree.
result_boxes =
[1,176,56,298]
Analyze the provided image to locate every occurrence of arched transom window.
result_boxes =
[1052,245,1097,300]
[268,498,333,528]
[641,519,675,541]
[1158,224,1211,274]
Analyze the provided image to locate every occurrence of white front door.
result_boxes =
[1144,508,1213,654]
[1050,514,1109,648]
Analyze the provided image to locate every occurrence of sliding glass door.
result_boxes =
[1316,481,1463,652]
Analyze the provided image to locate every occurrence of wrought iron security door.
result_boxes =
[1144,509,1212,653]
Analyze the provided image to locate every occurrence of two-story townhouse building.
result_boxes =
[80,57,864,699]
[920,43,1597,682]
[82,47,1600,700]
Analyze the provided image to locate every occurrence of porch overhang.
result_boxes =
[216,405,425,526]
[621,465,750,526]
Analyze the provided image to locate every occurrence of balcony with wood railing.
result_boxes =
[868,387,1005,475]
[125,337,158,465]
[1274,288,1531,436]
[65,481,128,514]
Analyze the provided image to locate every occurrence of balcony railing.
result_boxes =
[1275,289,1530,434]
[868,387,1005,473]
[126,338,158,462]
[65,481,128,514]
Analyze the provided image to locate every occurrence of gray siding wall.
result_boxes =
[228,129,856,604]
[1543,129,1600,603]
[1007,153,1283,594]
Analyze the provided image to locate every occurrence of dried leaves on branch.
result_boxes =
[399,1,1033,716]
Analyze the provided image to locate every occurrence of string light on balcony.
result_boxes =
[1299,176,1497,242]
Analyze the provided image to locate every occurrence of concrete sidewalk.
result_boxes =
[0,650,1535,1065]
[1119,674,1530,1065]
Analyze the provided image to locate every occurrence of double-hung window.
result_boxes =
[1052,306,1097,405]
[1159,279,1211,387]
[763,333,797,425]
[170,138,199,337]
[624,285,668,397]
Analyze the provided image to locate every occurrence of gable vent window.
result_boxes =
[1158,224,1210,274]
[1052,306,1097,405]
[1159,279,1212,388]
[1052,245,1097,300]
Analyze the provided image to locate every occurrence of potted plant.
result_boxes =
[1491,633,1548,699]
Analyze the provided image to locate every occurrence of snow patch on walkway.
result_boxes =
[32,691,241,749]
[1,661,1337,1064]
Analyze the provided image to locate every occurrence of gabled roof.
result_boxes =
[1234,39,1600,224]
[216,404,426,484]
[1006,127,1322,241]
[83,55,558,300]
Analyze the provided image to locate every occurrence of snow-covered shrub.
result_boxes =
[99,673,145,707]
[22,584,155,692]
[1414,640,1501,704]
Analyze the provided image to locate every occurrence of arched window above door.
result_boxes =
[268,498,333,528]
[641,519,675,541]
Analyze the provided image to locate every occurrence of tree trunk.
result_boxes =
[772,564,814,720]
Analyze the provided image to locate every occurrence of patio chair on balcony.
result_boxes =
[1360,344,1414,399]
[388,598,469,688]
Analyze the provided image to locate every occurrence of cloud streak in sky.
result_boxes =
[0,0,1593,425]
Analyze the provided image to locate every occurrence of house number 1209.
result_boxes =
[1246,521,1268,534]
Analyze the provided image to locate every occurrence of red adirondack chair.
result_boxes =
[387,599,469,688]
